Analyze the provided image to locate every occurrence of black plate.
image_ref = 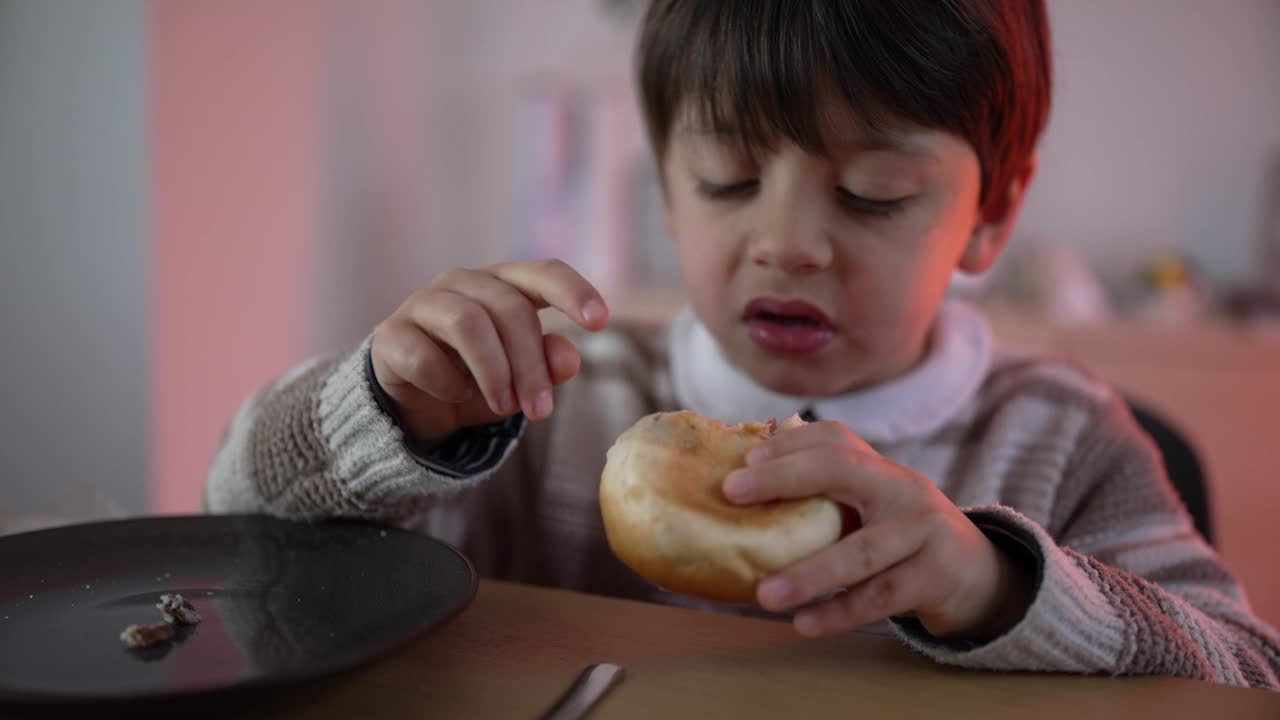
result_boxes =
[0,514,476,703]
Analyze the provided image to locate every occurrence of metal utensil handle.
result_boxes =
[539,663,626,720]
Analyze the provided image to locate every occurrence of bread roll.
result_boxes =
[599,410,841,604]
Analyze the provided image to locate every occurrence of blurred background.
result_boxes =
[2,0,1279,623]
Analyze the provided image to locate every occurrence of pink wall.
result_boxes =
[149,0,320,513]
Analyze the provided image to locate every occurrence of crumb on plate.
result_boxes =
[120,622,175,649]
[157,593,202,625]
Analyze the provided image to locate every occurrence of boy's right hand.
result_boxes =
[370,259,609,444]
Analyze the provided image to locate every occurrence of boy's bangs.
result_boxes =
[669,2,888,158]
[640,0,1051,209]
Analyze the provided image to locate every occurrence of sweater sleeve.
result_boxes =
[203,335,523,522]
[892,395,1280,689]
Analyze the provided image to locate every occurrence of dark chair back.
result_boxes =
[1127,399,1214,546]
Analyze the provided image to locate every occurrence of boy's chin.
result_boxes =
[739,357,866,398]
[729,333,926,399]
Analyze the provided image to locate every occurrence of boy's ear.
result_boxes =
[959,153,1038,274]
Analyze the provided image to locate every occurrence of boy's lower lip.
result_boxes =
[745,318,835,355]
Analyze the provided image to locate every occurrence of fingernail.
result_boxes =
[794,611,819,636]
[759,577,793,607]
[723,471,752,501]
[533,389,554,419]
[581,299,607,325]
[499,389,516,414]
[746,446,768,465]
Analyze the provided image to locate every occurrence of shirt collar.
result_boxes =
[668,300,992,445]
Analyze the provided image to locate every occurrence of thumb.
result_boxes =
[544,333,581,386]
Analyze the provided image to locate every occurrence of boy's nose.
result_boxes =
[749,195,834,274]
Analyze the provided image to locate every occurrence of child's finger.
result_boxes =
[756,519,928,612]
[372,318,472,403]
[438,268,556,420]
[746,419,873,465]
[543,333,581,386]
[410,290,516,416]
[722,445,890,510]
[488,259,610,331]
[790,554,931,638]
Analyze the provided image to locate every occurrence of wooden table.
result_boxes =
[15,579,1271,719]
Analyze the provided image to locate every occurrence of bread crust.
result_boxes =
[599,411,841,604]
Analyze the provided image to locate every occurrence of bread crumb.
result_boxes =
[157,593,202,625]
[120,622,174,649]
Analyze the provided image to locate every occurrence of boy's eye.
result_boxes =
[837,187,907,217]
[697,179,759,200]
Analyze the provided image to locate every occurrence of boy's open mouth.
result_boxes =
[741,298,836,355]
[742,298,835,328]
[751,311,825,328]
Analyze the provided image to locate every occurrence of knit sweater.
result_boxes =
[205,301,1280,689]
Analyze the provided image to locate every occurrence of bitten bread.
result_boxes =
[599,410,841,604]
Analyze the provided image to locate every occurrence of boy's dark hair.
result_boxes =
[637,0,1052,214]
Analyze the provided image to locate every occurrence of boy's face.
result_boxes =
[663,100,1017,397]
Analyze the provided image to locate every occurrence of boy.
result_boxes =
[207,0,1280,687]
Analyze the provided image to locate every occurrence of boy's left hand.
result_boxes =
[722,420,1033,640]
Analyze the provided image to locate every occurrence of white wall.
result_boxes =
[1018,0,1280,283]
[375,0,1280,293]
[312,0,647,349]
[427,0,638,269]
[0,0,147,518]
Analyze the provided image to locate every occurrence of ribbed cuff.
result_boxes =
[363,342,526,478]
[892,505,1127,674]
[312,337,521,510]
